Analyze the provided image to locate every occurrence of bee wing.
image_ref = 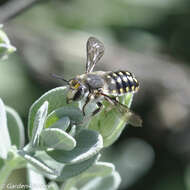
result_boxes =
[114,102,142,127]
[106,103,142,127]
[86,37,105,73]
[101,92,142,127]
[122,109,143,127]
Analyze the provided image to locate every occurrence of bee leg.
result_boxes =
[82,94,91,116]
[100,92,142,127]
[92,102,103,116]
[100,93,128,109]
[81,102,103,125]
[115,97,119,101]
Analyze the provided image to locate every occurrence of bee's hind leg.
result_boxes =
[100,92,142,127]
[100,93,128,110]
[92,102,103,116]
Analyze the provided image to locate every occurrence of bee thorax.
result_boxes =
[85,73,104,89]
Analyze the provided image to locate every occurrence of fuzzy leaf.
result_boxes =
[28,87,78,139]
[0,99,11,158]
[0,28,16,60]
[27,164,46,190]
[85,162,115,177]
[55,154,100,181]
[47,129,103,164]
[80,171,121,190]
[88,93,133,147]
[47,182,60,190]
[40,128,76,151]
[31,101,48,148]
[49,116,70,131]
[19,150,58,176]
[34,151,64,178]
[6,106,25,148]
[68,125,76,137]
[64,162,115,190]
[46,106,83,128]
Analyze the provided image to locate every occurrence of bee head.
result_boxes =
[51,74,87,103]
[67,79,86,103]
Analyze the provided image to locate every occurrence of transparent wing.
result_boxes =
[101,92,142,127]
[119,107,142,127]
[86,37,105,73]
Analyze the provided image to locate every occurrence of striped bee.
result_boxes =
[53,37,142,127]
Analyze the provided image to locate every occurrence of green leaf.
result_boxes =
[46,106,83,128]
[47,129,103,164]
[40,128,76,151]
[27,164,46,190]
[0,146,26,188]
[0,28,16,60]
[88,94,133,147]
[6,106,25,148]
[55,154,100,181]
[64,162,115,190]
[68,125,76,137]
[49,116,70,131]
[0,99,11,159]
[31,101,48,148]
[18,150,58,176]
[0,157,4,170]
[85,162,115,177]
[108,138,154,189]
[0,44,7,59]
[28,86,77,139]
[0,27,11,44]
[80,171,121,190]
[47,182,60,190]
[34,151,64,178]
[5,146,26,169]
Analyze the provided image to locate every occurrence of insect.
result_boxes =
[53,37,142,127]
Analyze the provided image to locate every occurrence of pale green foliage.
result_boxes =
[88,94,133,147]
[0,83,134,189]
[0,99,11,159]
[0,25,16,60]
[6,106,25,148]
[0,21,137,190]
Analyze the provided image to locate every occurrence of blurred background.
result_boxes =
[0,0,190,189]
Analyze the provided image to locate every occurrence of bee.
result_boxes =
[53,37,142,127]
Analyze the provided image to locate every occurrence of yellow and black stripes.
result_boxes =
[105,71,139,95]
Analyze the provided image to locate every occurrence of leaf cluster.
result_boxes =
[0,29,133,190]
[0,85,134,189]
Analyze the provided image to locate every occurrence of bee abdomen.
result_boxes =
[105,71,140,95]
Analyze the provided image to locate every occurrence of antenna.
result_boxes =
[51,73,69,83]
